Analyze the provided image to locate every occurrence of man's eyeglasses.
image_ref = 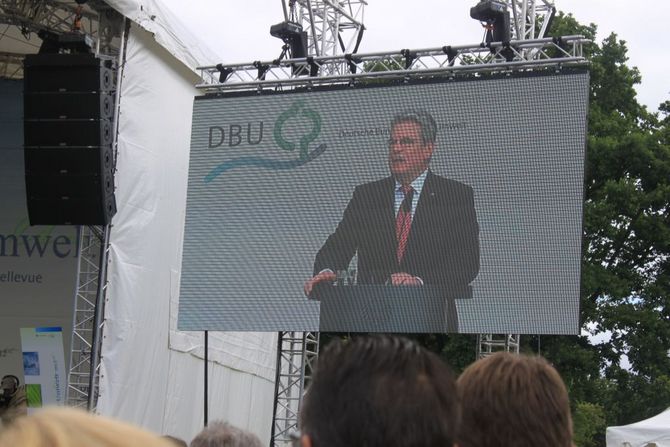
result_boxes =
[388,137,421,146]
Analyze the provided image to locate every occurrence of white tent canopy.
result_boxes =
[607,408,670,447]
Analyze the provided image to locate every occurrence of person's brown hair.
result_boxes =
[457,352,573,447]
[0,407,173,447]
[300,335,459,447]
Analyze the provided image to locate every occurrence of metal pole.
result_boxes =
[204,330,209,426]
[270,331,284,445]
[86,224,110,410]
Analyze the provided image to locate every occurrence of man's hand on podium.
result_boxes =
[390,272,423,286]
[304,270,337,297]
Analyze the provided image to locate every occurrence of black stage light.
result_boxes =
[470,0,511,44]
[37,30,60,54]
[215,64,233,83]
[270,21,308,59]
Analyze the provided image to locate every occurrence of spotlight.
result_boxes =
[470,0,511,44]
[215,64,233,83]
[270,21,308,59]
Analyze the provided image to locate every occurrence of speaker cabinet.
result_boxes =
[23,53,116,92]
[24,54,117,226]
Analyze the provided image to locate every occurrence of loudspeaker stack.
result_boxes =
[24,53,117,225]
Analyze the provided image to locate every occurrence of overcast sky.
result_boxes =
[161,0,668,111]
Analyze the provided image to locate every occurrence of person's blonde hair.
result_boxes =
[457,352,573,447]
[0,407,173,447]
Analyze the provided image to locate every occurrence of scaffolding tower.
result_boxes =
[269,2,365,445]
[271,332,320,446]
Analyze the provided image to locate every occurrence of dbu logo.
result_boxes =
[204,100,327,183]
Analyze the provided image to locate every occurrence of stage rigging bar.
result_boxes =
[196,35,588,92]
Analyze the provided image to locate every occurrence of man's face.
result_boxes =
[388,120,434,185]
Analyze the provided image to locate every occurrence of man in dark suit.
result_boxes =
[304,110,479,297]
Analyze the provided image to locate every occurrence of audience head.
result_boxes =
[190,420,263,447]
[300,335,459,447]
[0,407,173,447]
[457,352,573,447]
[163,435,188,447]
[1,375,19,395]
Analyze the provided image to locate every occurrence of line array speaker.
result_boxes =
[24,53,117,225]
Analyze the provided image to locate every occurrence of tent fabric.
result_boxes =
[606,408,670,447]
[104,0,219,72]
[96,22,275,443]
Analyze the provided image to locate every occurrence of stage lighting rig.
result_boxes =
[470,0,511,44]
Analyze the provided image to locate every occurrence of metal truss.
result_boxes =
[271,332,320,447]
[288,0,365,72]
[0,50,22,77]
[506,0,556,60]
[508,0,555,41]
[66,225,110,410]
[0,0,122,78]
[196,35,587,92]
[477,333,521,359]
[0,0,98,35]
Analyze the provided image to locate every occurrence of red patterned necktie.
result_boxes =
[396,185,414,264]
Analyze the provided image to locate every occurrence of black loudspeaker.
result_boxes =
[24,53,117,225]
[24,53,115,92]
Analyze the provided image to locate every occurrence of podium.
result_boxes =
[314,285,465,333]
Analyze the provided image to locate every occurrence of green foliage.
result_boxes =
[363,57,404,73]
[573,402,607,447]
[360,56,406,85]
[544,11,670,447]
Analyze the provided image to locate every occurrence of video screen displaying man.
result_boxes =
[305,110,480,298]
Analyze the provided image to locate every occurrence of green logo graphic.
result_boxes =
[273,100,322,160]
[204,100,327,183]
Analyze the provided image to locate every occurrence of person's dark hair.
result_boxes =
[190,421,262,447]
[457,352,573,447]
[391,110,437,144]
[300,335,458,447]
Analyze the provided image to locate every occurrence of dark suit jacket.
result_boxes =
[314,171,480,293]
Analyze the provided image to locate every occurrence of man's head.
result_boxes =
[457,352,573,447]
[1,375,19,395]
[299,335,459,447]
[190,421,262,447]
[0,407,174,447]
[388,110,437,185]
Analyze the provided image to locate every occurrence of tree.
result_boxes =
[537,12,670,446]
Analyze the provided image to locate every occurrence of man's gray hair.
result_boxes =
[190,421,263,447]
[391,110,437,144]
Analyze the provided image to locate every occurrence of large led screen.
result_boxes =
[178,69,589,334]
